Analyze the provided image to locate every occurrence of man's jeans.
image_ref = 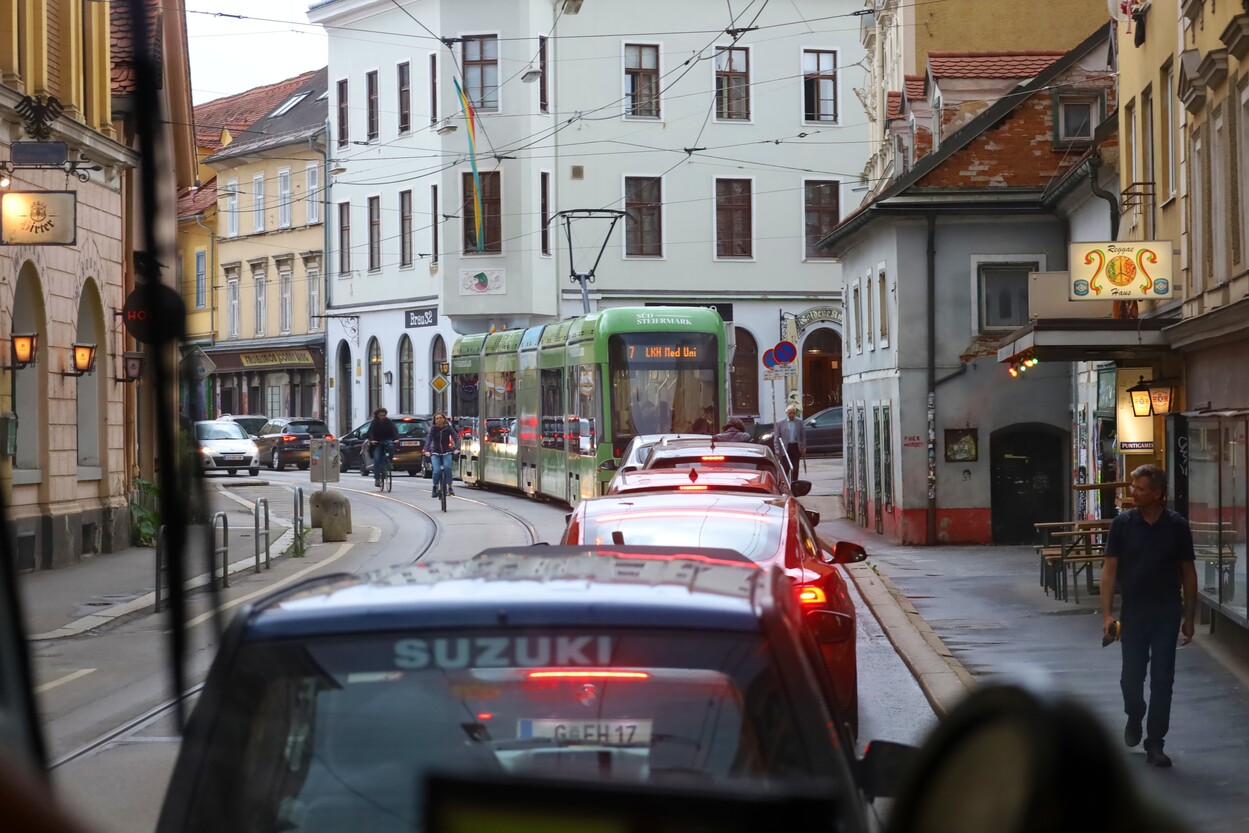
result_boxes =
[1120,613,1182,746]
[371,441,392,479]
[430,452,454,494]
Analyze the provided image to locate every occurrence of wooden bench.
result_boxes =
[1034,520,1111,602]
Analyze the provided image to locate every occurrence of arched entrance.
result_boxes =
[801,327,842,412]
[430,334,447,414]
[12,262,47,474]
[75,280,105,472]
[990,423,1067,544]
[335,341,353,435]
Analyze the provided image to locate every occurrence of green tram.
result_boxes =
[451,307,727,504]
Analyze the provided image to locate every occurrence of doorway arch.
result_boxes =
[366,338,383,414]
[12,262,47,474]
[800,327,842,412]
[75,279,105,473]
[990,423,1067,544]
[335,340,353,435]
[731,326,759,416]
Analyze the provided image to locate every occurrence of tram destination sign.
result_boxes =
[629,343,703,361]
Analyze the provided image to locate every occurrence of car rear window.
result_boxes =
[648,456,774,475]
[582,502,784,562]
[196,423,249,441]
[287,421,330,435]
[231,417,267,435]
[177,629,818,833]
[395,418,430,437]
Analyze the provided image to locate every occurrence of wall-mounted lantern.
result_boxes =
[59,342,97,377]
[1148,383,1174,416]
[4,333,38,369]
[115,350,145,383]
[1126,376,1153,418]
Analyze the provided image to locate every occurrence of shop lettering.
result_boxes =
[393,635,613,669]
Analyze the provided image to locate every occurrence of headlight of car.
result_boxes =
[199,446,213,456]
[247,443,259,455]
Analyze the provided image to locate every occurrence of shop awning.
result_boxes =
[996,317,1173,364]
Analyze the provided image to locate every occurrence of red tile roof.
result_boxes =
[927,51,1066,79]
[193,71,319,151]
[177,178,217,219]
[886,91,902,120]
[111,0,164,96]
[904,75,926,100]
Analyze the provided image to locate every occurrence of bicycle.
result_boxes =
[370,441,394,493]
[429,451,455,512]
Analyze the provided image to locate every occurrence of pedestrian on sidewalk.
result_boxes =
[712,418,753,443]
[1100,464,1198,768]
[366,408,398,487]
[772,405,806,482]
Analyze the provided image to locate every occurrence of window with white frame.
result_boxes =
[399,189,413,267]
[368,196,381,270]
[977,261,1038,331]
[877,267,889,345]
[254,274,267,336]
[1057,96,1096,142]
[625,176,662,257]
[252,174,265,232]
[398,61,411,133]
[227,277,240,337]
[1212,109,1228,284]
[463,36,499,112]
[195,250,206,309]
[803,180,839,259]
[226,180,239,237]
[714,178,752,258]
[852,283,862,351]
[278,168,292,228]
[338,202,351,274]
[714,46,749,120]
[624,44,660,118]
[366,70,379,140]
[337,79,349,147]
[866,274,875,349]
[280,270,293,332]
[1191,130,1205,292]
[306,164,320,224]
[802,49,837,122]
[308,267,320,331]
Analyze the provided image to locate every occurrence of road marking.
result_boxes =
[36,668,97,693]
[185,541,354,630]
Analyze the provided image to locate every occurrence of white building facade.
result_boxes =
[310,0,869,433]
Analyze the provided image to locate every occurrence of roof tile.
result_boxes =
[927,51,1065,79]
[177,178,217,219]
[193,71,318,151]
[904,74,926,100]
[886,91,902,120]
[111,0,164,97]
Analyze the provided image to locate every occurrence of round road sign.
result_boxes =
[761,349,778,368]
[773,341,797,364]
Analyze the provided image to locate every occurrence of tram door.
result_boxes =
[539,367,568,501]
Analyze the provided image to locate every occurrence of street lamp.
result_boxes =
[1148,382,1174,415]
[59,342,97,377]
[435,118,458,136]
[5,333,37,369]
[1126,375,1153,417]
[521,65,542,83]
[115,350,145,383]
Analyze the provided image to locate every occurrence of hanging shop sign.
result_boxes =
[1069,242,1173,300]
[1,191,77,245]
[793,305,843,333]
[240,349,316,368]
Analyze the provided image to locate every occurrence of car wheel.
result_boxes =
[227,469,237,476]
[249,467,260,477]
[298,462,309,471]
[269,453,280,471]
[359,460,370,477]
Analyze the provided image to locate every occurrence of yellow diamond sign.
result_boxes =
[430,374,450,394]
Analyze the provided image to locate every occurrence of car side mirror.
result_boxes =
[791,479,812,497]
[825,540,867,564]
[564,513,572,525]
[806,511,821,526]
[806,610,853,644]
[857,740,917,801]
[598,459,618,472]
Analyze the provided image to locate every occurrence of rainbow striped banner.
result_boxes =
[452,77,484,251]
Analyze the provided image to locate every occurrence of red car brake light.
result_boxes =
[797,585,828,606]
[678,484,709,491]
[701,455,726,461]
[325,434,335,440]
[528,670,650,680]
[281,434,297,442]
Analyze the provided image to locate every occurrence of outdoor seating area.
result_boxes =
[1192,521,1239,604]
[1035,519,1112,603]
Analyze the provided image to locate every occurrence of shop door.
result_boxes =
[991,426,1066,544]
[800,327,842,411]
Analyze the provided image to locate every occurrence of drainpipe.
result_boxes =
[926,212,937,545]
[1088,153,1120,241]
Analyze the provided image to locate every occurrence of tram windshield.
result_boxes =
[608,333,719,438]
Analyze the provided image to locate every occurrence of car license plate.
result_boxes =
[518,719,652,746]
[399,440,420,447]
[225,455,247,462]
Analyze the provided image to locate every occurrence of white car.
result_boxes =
[604,434,708,490]
[195,420,260,476]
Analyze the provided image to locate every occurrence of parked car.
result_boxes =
[216,413,268,438]
[254,417,332,471]
[193,420,260,477]
[759,407,843,456]
[156,546,879,833]
[563,494,866,734]
[339,414,431,477]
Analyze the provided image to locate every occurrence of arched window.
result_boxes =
[430,334,447,414]
[366,337,383,414]
[12,262,46,473]
[335,340,353,435]
[76,281,104,473]
[731,326,759,416]
[398,335,414,413]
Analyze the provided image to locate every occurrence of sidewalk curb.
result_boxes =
[29,485,299,641]
[836,551,977,718]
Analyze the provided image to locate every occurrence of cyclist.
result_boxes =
[365,407,398,488]
[424,411,458,500]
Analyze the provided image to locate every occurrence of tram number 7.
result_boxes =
[629,346,635,358]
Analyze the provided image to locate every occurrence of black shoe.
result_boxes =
[1124,720,1142,748]
[1145,745,1172,767]
[448,489,455,496]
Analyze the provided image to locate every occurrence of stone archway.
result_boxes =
[12,261,47,474]
[800,327,842,412]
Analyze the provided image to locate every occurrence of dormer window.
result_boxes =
[270,92,309,118]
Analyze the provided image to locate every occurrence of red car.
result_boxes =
[562,491,866,735]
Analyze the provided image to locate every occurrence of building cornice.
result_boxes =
[0,85,137,169]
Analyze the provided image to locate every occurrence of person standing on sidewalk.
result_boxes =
[772,405,806,482]
[424,411,458,499]
[366,408,399,487]
[1100,464,1198,768]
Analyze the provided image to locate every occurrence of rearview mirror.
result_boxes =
[791,479,812,497]
[806,610,853,644]
[825,540,867,564]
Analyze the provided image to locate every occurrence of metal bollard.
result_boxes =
[154,524,167,613]
[211,512,230,588]
[254,498,271,572]
[293,487,305,555]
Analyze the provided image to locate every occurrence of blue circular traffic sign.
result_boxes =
[761,349,778,368]
[773,341,797,364]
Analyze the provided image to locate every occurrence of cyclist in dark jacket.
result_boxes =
[424,412,458,498]
[366,408,399,485]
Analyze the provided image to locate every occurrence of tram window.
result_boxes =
[608,333,718,438]
[454,374,479,419]
[540,369,564,450]
[483,371,515,443]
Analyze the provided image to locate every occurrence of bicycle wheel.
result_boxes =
[385,458,394,492]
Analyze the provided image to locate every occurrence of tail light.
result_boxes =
[678,484,709,491]
[528,670,649,680]
[325,434,335,440]
[797,585,828,606]
[701,455,725,462]
[281,434,297,442]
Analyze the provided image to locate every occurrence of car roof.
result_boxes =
[609,469,781,495]
[246,547,774,638]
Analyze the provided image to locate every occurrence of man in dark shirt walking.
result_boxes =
[1100,464,1198,768]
